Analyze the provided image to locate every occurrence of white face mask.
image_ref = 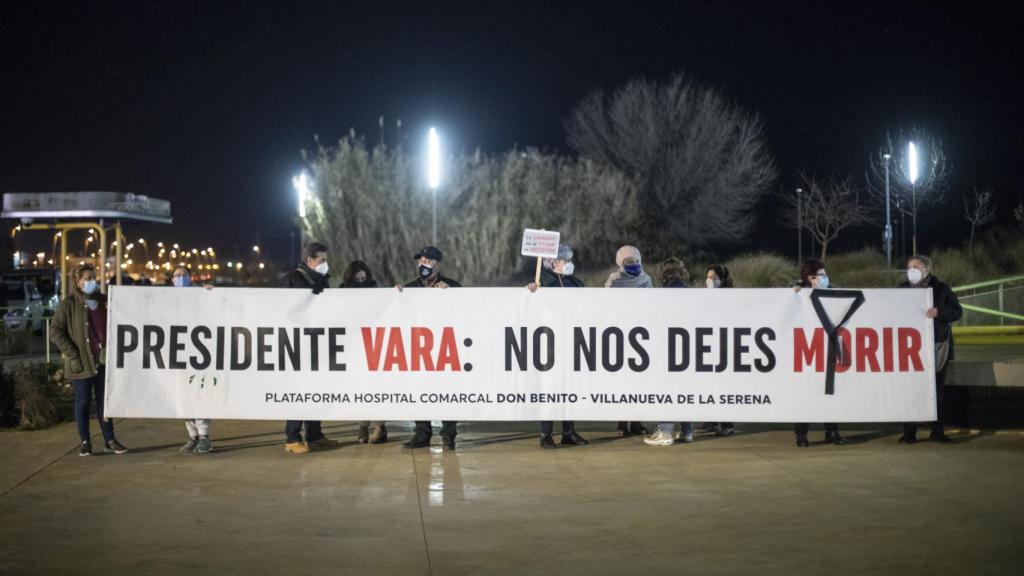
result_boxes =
[82,279,98,295]
[907,268,924,285]
[706,278,721,289]
[816,274,830,289]
[314,262,329,275]
[561,262,575,276]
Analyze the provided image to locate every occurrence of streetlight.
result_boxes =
[427,127,442,245]
[908,142,919,255]
[293,172,310,219]
[796,187,803,264]
[292,171,311,261]
[883,152,893,267]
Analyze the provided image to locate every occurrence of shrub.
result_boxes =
[724,253,794,287]
[0,325,31,356]
[13,362,68,430]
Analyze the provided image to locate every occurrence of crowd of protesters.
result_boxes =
[49,239,961,456]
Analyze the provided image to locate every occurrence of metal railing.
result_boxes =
[952,275,1024,345]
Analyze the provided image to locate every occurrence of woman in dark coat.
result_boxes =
[341,260,386,444]
[791,259,845,447]
[527,244,588,448]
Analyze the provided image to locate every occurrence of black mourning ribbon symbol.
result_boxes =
[809,289,866,395]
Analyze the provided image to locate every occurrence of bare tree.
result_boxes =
[963,187,996,252]
[565,74,776,256]
[298,135,636,286]
[866,128,952,254]
[784,175,871,260]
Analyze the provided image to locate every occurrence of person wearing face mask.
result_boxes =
[604,245,651,437]
[791,259,844,447]
[696,265,737,438]
[171,266,216,454]
[49,263,129,457]
[341,260,387,444]
[526,243,588,448]
[898,255,962,444]
[280,242,338,454]
[396,246,462,449]
[645,258,695,446]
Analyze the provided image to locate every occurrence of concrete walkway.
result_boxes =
[1,419,1022,575]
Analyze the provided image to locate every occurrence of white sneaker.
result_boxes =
[644,430,675,446]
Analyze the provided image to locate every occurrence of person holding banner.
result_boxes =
[341,260,388,444]
[49,263,129,457]
[791,259,845,447]
[398,246,462,449]
[645,258,698,446]
[605,245,651,437]
[898,255,961,444]
[696,264,737,438]
[526,243,589,448]
[281,242,339,454]
[171,265,216,454]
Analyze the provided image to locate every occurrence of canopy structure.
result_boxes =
[3,192,173,299]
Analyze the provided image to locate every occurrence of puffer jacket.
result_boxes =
[49,291,106,380]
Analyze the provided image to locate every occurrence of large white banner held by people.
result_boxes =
[104,286,936,422]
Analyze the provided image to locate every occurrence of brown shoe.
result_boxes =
[369,424,388,444]
[286,441,310,454]
[309,436,339,450]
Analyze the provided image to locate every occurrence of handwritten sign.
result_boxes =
[520,229,560,259]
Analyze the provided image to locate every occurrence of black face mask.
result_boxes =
[418,264,434,278]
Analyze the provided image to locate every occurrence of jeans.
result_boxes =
[73,369,114,443]
[414,421,457,438]
[285,420,323,443]
[656,422,693,435]
[185,419,211,437]
[541,421,574,436]
[794,422,838,435]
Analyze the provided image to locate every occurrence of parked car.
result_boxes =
[3,279,45,332]
[4,268,60,315]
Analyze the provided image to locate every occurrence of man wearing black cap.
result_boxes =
[397,246,462,448]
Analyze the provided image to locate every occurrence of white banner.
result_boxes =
[104,286,936,422]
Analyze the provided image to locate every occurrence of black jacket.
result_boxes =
[540,269,584,288]
[341,278,378,288]
[899,274,962,344]
[283,263,331,292]
[404,274,462,288]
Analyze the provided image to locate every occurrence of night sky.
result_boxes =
[3,1,1022,264]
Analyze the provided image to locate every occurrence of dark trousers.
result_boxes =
[541,421,574,436]
[414,420,457,438]
[904,366,946,438]
[285,420,323,443]
[73,369,115,443]
[794,422,838,436]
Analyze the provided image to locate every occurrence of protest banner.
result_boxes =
[105,286,936,422]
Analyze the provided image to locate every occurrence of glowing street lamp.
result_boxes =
[908,141,920,254]
[883,152,893,267]
[427,127,442,245]
[293,172,310,219]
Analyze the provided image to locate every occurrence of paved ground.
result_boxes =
[1,419,1022,576]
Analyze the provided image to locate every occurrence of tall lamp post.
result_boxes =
[907,142,919,255]
[427,127,441,245]
[796,187,803,264]
[883,153,893,267]
[292,171,310,261]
